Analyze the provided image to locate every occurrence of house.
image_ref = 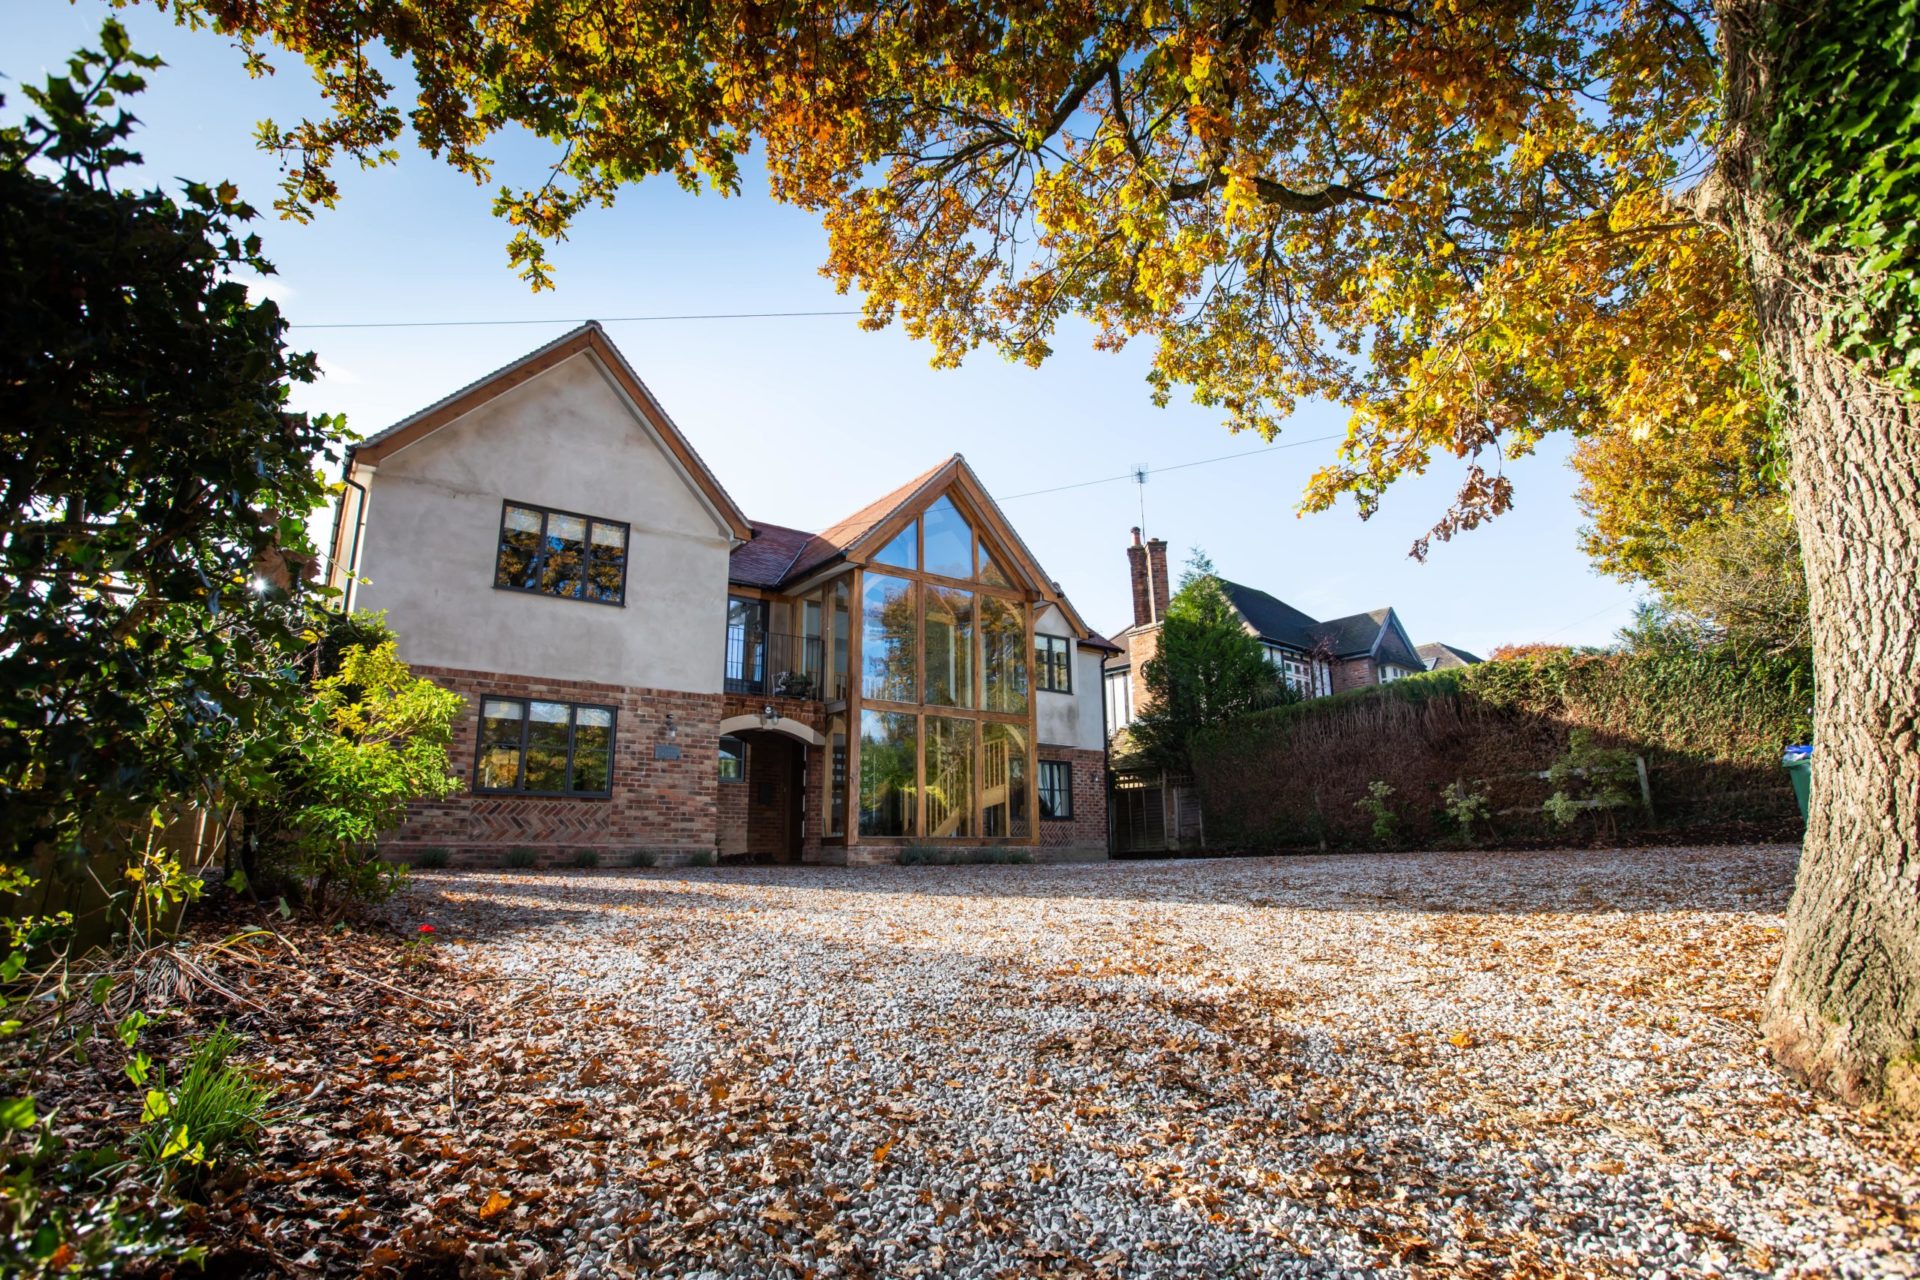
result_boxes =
[325,322,1117,866]
[1099,529,1435,854]
[1102,529,1429,735]
[1416,642,1483,670]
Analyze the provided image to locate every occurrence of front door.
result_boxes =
[745,732,806,862]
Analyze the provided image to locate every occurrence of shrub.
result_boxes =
[1441,781,1492,846]
[687,850,716,868]
[569,849,601,869]
[136,1024,275,1195]
[249,639,463,917]
[1354,781,1398,846]
[1543,729,1641,831]
[414,847,451,869]
[504,847,539,870]
[624,849,659,869]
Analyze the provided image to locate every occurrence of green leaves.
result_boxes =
[1768,0,1920,400]
[0,1097,37,1130]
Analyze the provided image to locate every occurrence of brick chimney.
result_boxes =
[1126,528,1152,626]
[1146,537,1170,621]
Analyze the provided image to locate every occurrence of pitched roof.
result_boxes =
[728,521,816,588]
[1312,608,1396,657]
[1079,629,1123,653]
[782,457,954,581]
[349,321,752,540]
[1417,641,1483,670]
[1217,580,1323,650]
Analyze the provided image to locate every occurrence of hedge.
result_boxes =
[1190,644,1813,851]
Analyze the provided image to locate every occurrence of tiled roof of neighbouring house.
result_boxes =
[1216,580,1324,651]
[1312,608,1396,657]
[1416,641,1483,669]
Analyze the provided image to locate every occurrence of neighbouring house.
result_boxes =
[1102,528,1430,736]
[325,322,1117,866]
[1416,642,1483,671]
[1100,528,1436,853]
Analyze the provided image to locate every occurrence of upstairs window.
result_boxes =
[495,501,629,605]
[1035,635,1073,693]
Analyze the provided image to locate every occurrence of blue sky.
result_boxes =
[11,1,1643,652]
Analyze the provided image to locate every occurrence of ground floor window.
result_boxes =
[858,708,1035,838]
[475,697,615,796]
[1037,759,1073,820]
[718,735,746,782]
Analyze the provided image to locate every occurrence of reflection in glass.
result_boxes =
[981,595,1028,714]
[524,700,571,791]
[586,522,627,603]
[923,495,973,579]
[873,521,917,570]
[925,716,974,838]
[830,578,850,700]
[982,722,1030,838]
[540,513,588,597]
[496,507,543,590]
[923,585,974,708]
[478,697,525,789]
[862,574,916,702]
[571,707,614,792]
[977,545,1011,588]
[827,715,847,836]
[859,710,917,836]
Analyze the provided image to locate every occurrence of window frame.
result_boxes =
[472,696,619,798]
[493,499,632,608]
[1035,634,1073,694]
[1037,759,1074,821]
[718,735,746,783]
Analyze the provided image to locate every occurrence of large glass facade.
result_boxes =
[981,722,1030,838]
[859,710,917,836]
[925,717,974,838]
[842,488,1036,843]
[924,586,974,708]
[981,594,1028,714]
[862,573,917,701]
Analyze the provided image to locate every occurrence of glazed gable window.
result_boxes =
[495,501,629,605]
[475,698,616,796]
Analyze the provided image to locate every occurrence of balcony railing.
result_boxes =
[725,628,829,700]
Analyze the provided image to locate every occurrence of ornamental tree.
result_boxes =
[1128,553,1289,772]
[0,24,341,870]
[144,0,1920,1109]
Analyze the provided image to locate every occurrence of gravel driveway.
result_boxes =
[412,846,1916,1278]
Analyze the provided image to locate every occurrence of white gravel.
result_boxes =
[414,846,1918,1278]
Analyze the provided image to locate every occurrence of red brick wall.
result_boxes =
[1331,657,1377,694]
[387,666,723,859]
[1038,747,1110,853]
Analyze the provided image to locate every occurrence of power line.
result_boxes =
[289,309,862,330]
[995,432,1345,501]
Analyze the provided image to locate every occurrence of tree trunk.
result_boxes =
[1718,1,1920,1113]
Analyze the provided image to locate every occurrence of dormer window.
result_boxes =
[495,500,629,605]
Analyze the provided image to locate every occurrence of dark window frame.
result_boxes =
[1037,759,1073,821]
[718,735,747,783]
[1035,634,1073,693]
[494,499,631,607]
[472,697,619,797]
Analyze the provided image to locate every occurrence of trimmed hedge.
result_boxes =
[1192,645,1813,851]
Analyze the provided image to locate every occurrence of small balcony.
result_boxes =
[725,628,829,700]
